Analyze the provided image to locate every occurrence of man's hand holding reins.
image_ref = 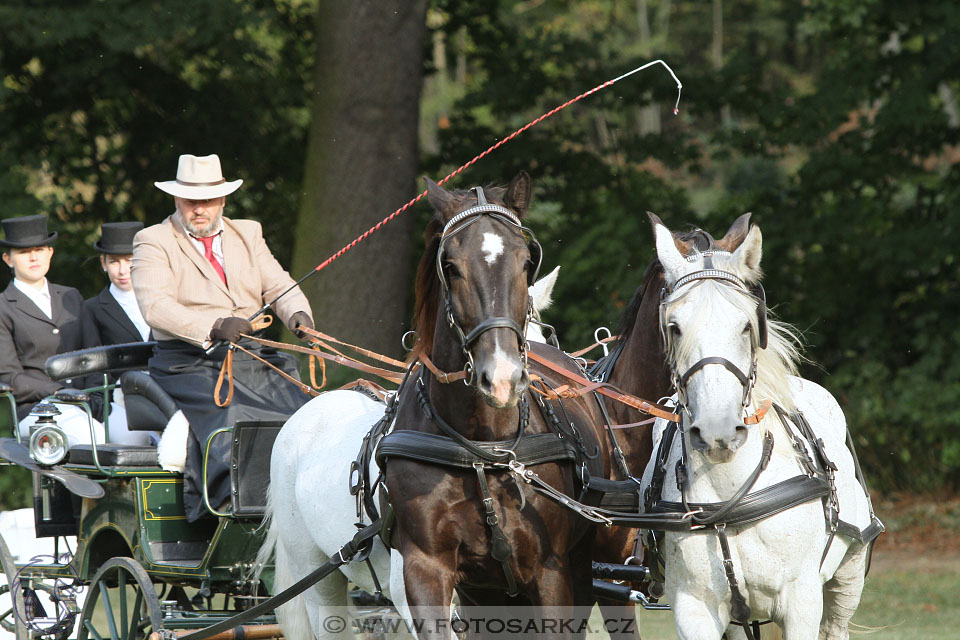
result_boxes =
[210,317,253,343]
[290,311,313,340]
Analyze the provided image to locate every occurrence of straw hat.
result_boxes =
[94,221,144,255]
[154,154,243,199]
[0,214,58,249]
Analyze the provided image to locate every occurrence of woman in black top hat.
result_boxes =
[0,214,105,445]
[83,222,154,446]
[84,222,150,346]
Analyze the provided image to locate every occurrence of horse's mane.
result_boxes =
[408,185,508,363]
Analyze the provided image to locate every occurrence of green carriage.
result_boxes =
[0,343,284,639]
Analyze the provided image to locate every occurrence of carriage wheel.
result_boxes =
[77,557,163,640]
[0,533,27,640]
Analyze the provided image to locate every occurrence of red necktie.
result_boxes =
[195,235,226,285]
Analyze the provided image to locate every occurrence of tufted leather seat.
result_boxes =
[120,370,179,432]
[45,342,156,381]
[44,342,178,432]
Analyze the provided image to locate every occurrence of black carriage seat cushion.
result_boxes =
[68,443,159,467]
[45,342,157,382]
[120,370,179,432]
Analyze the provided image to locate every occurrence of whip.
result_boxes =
[251,59,682,325]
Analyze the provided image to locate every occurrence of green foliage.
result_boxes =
[0,466,33,511]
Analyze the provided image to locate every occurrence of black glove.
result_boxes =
[210,317,253,343]
[290,311,313,340]
[87,391,107,423]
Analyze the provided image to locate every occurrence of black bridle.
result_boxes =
[660,251,766,415]
[435,186,543,385]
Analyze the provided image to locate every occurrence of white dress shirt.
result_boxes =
[109,284,151,341]
[186,221,225,264]
[13,278,52,319]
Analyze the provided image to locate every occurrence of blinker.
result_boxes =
[751,283,768,350]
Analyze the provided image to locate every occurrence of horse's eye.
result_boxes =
[667,322,681,337]
[443,261,462,280]
[742,322,752,336]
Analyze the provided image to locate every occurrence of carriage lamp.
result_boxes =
[28,402,70,466]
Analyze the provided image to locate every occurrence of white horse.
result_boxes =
[257,270,560,640]
[640,214,881,640]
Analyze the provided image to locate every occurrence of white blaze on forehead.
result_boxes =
[481,232,505,265]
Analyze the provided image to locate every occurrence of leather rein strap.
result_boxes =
[526,350,680,422]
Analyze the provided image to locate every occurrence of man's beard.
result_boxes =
[176,208,222,237]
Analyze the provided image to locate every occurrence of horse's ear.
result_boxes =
[715,213,752,252]
[529,265,560,313]
[505,171,532,218]
[732,224,763,282]
[648,212,693,256]
[425,177,458,220]
[650,214,688,283]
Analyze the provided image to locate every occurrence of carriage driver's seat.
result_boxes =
[120,370,178,432]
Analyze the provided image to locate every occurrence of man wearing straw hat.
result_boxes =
[133,153,314,521]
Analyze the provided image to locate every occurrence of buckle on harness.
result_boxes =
[507,459,530,481]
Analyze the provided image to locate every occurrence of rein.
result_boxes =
[526,350,681,422]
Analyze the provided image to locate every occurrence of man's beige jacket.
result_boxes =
[132,214,312,347]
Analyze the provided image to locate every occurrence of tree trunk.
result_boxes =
[635,0,661,135]
[293,1,428,361]
[713,0,732,126]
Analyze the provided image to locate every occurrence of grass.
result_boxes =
[850,552,960,639]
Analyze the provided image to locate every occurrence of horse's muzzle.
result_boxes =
[478,360,529,408]
[688,423,749,462]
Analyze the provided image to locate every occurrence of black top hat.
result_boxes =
[0,215,58,249]
[94,221,144,255]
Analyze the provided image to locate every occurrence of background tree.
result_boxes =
[292,0,428,359]
[422,0,960,492]
[0,0,315,277]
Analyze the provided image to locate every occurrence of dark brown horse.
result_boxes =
[382,172,611,633]
[590,214,755,637]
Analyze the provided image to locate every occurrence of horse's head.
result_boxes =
[650,212,767,463]
[415,171,540,408]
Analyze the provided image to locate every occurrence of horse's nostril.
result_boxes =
[478,369,493,390]
[689,427,708,450]
[732,425,749,448]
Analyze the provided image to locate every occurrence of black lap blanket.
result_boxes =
[149,339,310,521]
